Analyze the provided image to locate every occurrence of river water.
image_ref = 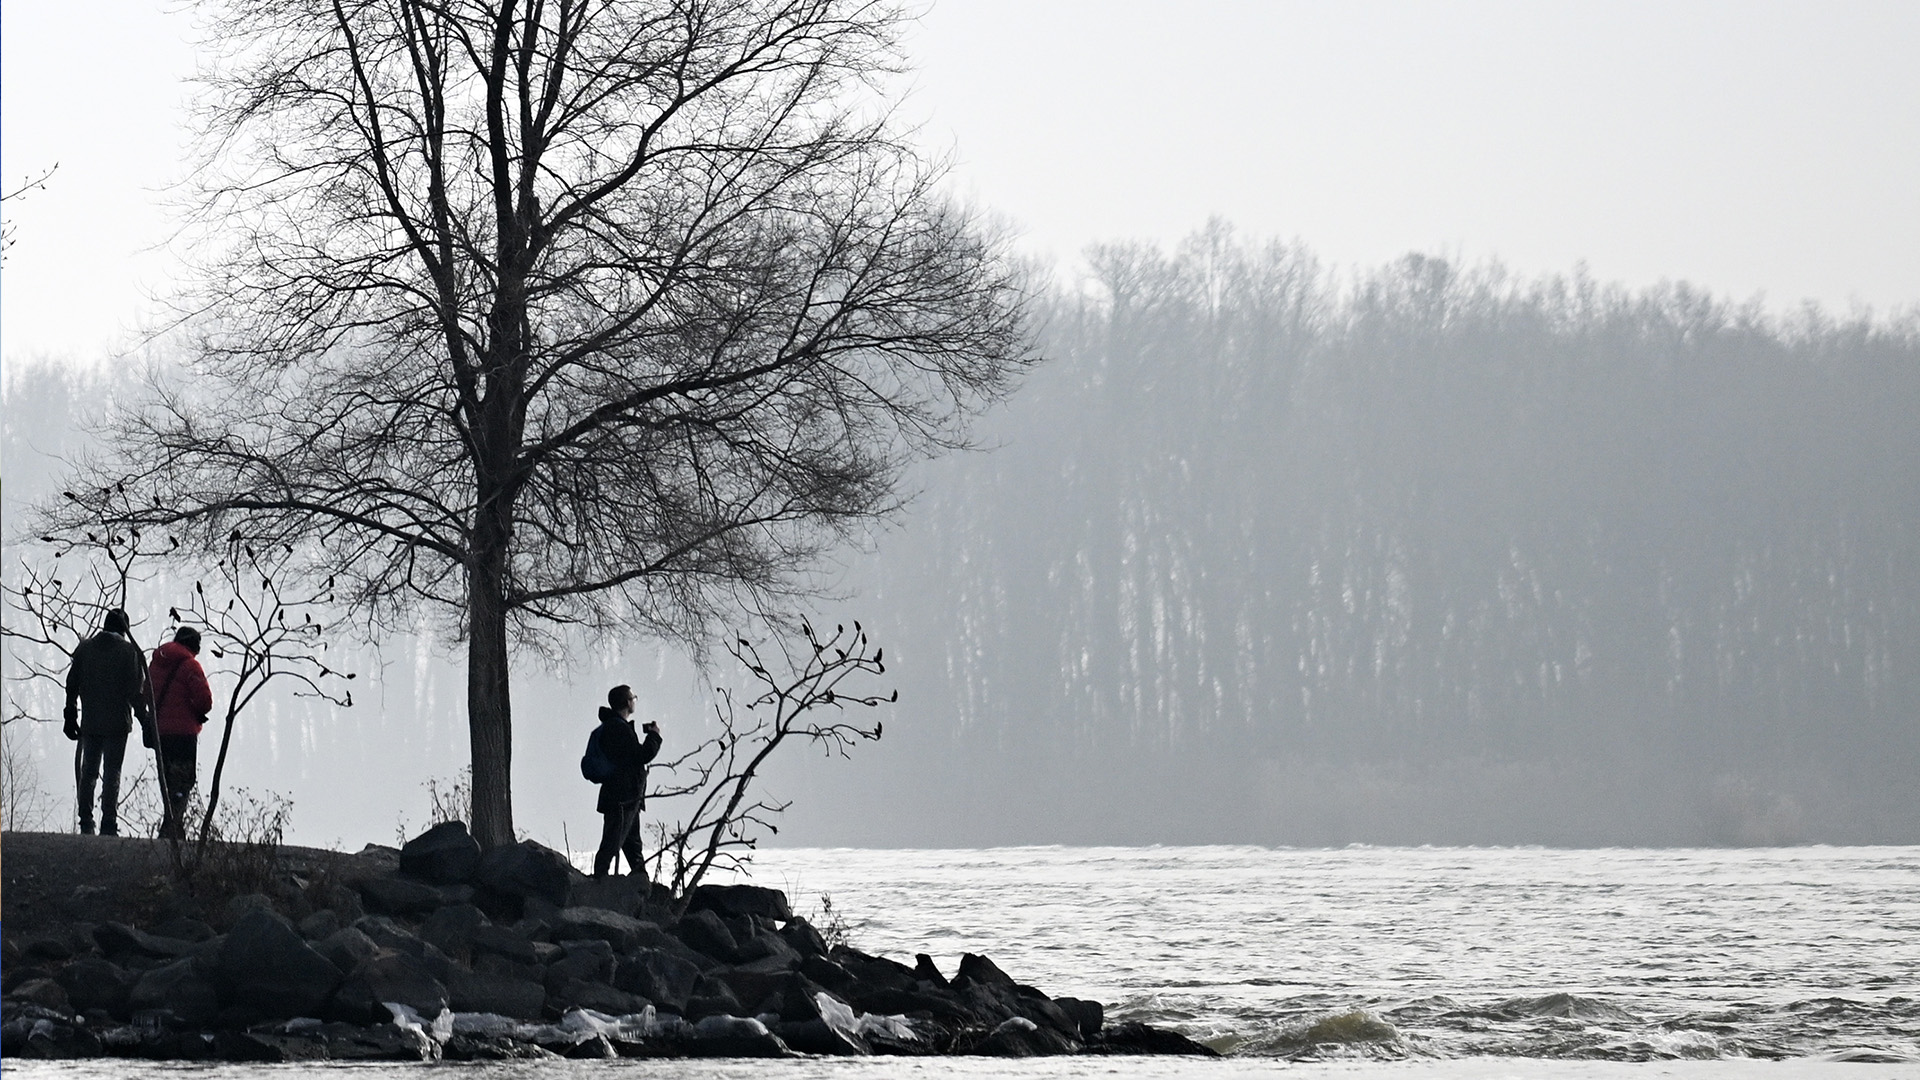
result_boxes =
[14,845,1919,1078]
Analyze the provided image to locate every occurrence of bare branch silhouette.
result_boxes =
[647,617,891,905]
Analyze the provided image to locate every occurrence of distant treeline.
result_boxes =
[10,227,1920,846]
[852,224,1920,846]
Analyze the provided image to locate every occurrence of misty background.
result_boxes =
[6,1,1919,853]
[8,225,1918,849]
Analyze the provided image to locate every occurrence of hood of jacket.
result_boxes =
[152,640,195,680]
[598,705,625,725]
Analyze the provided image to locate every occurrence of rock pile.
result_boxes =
[1,822,1215,1061]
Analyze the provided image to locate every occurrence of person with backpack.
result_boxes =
[63,608,151,835]
[148,626,214,840]
[585,683,662,879]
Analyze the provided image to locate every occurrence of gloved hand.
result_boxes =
[63,704,81,741]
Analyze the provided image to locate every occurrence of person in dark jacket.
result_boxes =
[64,608,150,835]
[148,626,214,841]
[593,684,662,878]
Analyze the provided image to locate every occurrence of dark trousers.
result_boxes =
[594,802,645,877]
[77,732,129,834]
[157,734,198,840]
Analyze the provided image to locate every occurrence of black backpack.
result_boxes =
[580,726,616,784]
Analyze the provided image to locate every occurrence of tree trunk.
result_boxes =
[468,508,515,849]
[195,706,239,850]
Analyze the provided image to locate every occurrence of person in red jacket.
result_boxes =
[149,626,214,840]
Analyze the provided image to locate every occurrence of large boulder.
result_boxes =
[799,954,857,994]
[399,821,482,885]
[310,882,366,926]
[567,875,651,916]
[565,1033,617,1059]
[53,958,132,1016]
[129,957,222,1027]
[357,876,443,917]
[468,924,539,966]
[955,952,1016,988]
[614,949,703,1013]
[150,916,218,943]
[673,909,740,963]
[1006,987,1086,1041]
[775,1018,869,1056]
[219,1029,332,1063]
[1054,997,1104,1039]
[681,975,744,1020]
[952,978,1021,1026]
[780,917,829,958]
[476,841,576,911]
[551,907,651,952]
[94,923,193,962]
[914,953,949,987]
[845,981,982,1026]
[352,917,455,980]
[735,929,801,969]
[715,970,834,1023]
[970,1015,1079,1057]
[7,977,71,1013]
[297,910,342,942]
[311,1019,439,1061]
[628,923,722,972]
[223,893,278,926]
[543,939,614,991]
[447,971,547,1020]
[419,903,488,957]
[686,883,791,922]
[681,1014,788,1057]
[440,1032,555,1061]
[1094,1020,1220,1056]
[4,1011,104,1059]
[549,979,647,1017]
[829,946,918,992]
[329,951,449,1024]
[313,927,380,977]
[216,911,346,1020]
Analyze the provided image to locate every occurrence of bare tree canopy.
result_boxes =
[50,0,1035,847]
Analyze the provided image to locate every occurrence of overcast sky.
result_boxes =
[4,1,1917,365]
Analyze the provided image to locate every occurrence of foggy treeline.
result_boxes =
[9,225,1920,847]
[828,225,1920,847]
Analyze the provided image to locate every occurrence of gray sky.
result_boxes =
[4,0,1918,364]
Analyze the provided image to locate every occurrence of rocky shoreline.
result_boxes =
[1,823,1215,1061]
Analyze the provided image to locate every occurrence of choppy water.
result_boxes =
[14,845,1920,1078]
[751,845,1920,1063]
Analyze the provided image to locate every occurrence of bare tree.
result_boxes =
[3,489,177,831]
[47,0,1034,845]
[2,517,166,727]
[162,538,355,849]
[647,617,889,903]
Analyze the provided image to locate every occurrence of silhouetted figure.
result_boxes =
[591,684,662,878]
[149,626,213,841]
[64,608,150,835]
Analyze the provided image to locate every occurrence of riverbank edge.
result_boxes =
[1,827,1217,1061]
